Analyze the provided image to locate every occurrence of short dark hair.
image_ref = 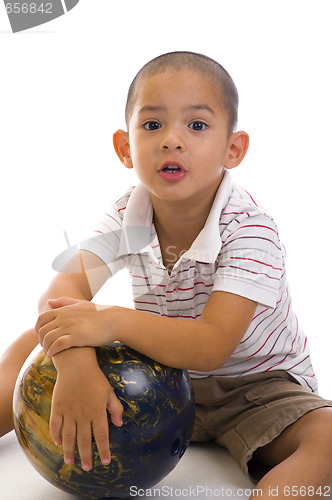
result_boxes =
[125,51,239,135]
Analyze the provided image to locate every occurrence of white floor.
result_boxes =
[0,430,254,500]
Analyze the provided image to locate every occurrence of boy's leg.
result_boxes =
[0,328,38,436]
[250,407,332,499]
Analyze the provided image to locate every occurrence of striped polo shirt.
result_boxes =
[80,170,317,393]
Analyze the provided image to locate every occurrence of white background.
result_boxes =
[0,0,331,396]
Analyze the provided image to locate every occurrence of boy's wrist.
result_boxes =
[97,305,126,346]
[52,346,98,371]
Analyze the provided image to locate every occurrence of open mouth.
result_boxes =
[159,163,187,182]
[162,164,182,173]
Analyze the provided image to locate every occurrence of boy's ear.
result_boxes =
[224,131,249,170]
[113,129,133,169]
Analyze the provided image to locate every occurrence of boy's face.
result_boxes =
[115,68,247,207]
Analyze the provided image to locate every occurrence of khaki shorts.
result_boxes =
[191,371,332,482]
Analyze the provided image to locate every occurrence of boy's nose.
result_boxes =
[162,144,183,151]
[160,129,186,152]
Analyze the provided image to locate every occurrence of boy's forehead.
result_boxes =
[133,68,224,111]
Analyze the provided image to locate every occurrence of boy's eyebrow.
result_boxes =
[187,104,215,114]
[138,105,164,114]
[138,104,215,114]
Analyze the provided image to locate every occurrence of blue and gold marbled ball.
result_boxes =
[13,343,195,499]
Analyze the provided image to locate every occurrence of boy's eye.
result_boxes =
[143,121,161,131]
[188,121,208,131]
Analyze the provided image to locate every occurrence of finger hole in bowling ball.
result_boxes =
[179,440,190,458]
[170,437,183,456]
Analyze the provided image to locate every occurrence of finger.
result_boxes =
[61,418,77,466]
[35,310,57,333]
[48,297,80,309]
[47,335,76,358]
[77,422,93,471]
[92,413,111,466]
[41,327,64,353]
[107,390,124,427]
[49,408,63,446]
[38,322,60,349]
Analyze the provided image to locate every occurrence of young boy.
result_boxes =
[1,51,332,499]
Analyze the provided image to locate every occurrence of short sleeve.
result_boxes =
[213,214,284,308]
[79,206,126,277]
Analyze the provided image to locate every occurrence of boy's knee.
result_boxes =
[0,328,38,380]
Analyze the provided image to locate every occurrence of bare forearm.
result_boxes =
[106,307,227,371]
[37,292,256,373]
[52,346,98,372]
[37,275,98,372]
[38,275,91,315]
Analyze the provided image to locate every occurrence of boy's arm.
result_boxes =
[113,290,257,371]
[38,251,123,471]
[121,291,257,371]
[38,290,257,372]
[38,250,109,313]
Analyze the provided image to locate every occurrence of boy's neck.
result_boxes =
[152,198,212,242]
[150,185,220,270]
[150,174,223,243]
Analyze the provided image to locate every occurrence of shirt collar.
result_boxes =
[117,169,233,263]
[117,183,155,257]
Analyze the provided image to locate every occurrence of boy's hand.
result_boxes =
[51,351,123,471]
[35,297,114,357]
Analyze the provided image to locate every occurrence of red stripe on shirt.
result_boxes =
[242,188,259,208]
[230,256,282,271]
[225,224,279,243]
[249,301,291,357]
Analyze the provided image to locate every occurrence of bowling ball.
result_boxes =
[13,343,195,499]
